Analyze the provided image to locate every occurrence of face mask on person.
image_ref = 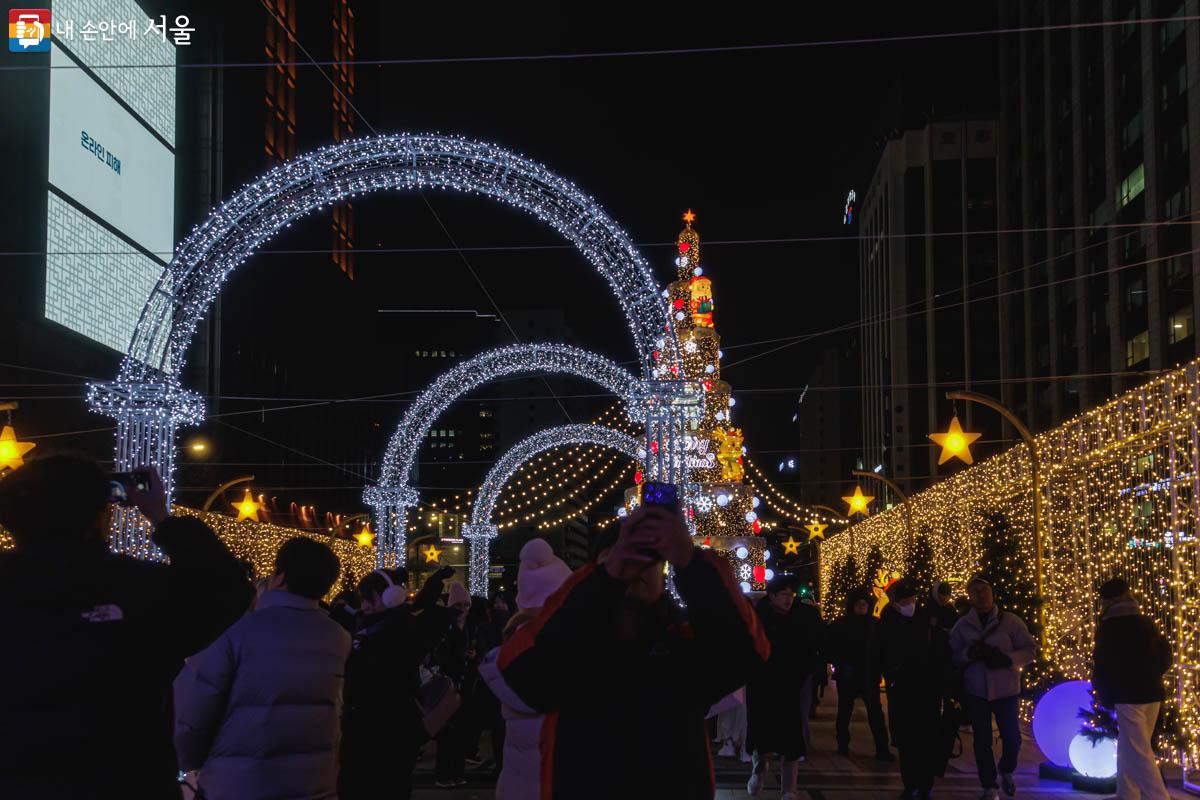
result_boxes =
[898,602,916,618]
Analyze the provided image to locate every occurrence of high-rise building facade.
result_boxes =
[997,1,1198,429]
[859,121,1001,496]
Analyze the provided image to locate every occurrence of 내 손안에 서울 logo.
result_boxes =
[9,8,50,52]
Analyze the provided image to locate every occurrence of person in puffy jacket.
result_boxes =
[825,588,891,759]
[745,575,823,800]
[173,536,350,800]
[949,575,1037,800]
[0,455,252,800]
[496,505,769,799]
[880,578,950,800]
[338,564,456,800]
[479,538,572,800]
[1093,577,1171,800]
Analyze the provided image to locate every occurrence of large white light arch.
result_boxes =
[461,424,641,595]
[366,345,639,567]
[87,133,686,559]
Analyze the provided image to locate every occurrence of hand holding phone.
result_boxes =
[109,468,168,525]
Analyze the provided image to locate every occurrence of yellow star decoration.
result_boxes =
[0,425,35,471]
[422,544,442,563]
[805,522,828,541]
[354,525,375,548]
[682,208,697,225]
[782,536,801,555]
[233,489,263,522]
[929,415,982,465]
[842,485,874,517]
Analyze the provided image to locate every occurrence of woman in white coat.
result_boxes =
[479,538,572,800]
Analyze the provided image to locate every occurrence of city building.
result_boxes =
[997,1,1197,425]
[858,120,1002,496]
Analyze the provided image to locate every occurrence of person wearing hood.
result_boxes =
[745,575,824,800]
[338,564,456,800]
[880,578,950,800]
[928,581,960,633]
[479,537,573,800]
[949,575,1037,800]
[1093,577,1171,800]
[826,588,891,760]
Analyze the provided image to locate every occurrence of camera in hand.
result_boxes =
[108,471,151,506]
[640,482,679,513]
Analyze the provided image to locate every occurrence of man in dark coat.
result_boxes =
[1093,577,1172,800]
[746,575,823,799]
[339,564,457,800]
[0,455,252,799]
[497,504,770,799]
[826,588,892,759]
[880,578,950,800]
[928,580,961,633]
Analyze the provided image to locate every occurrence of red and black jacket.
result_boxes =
[498,550,770,800]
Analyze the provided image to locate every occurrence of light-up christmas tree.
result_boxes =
[628,211,768,592]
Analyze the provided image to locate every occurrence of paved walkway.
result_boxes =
[406,683,1193,799]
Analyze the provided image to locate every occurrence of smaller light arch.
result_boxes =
[462,424,641,595]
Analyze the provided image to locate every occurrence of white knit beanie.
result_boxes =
[516,538,572,610]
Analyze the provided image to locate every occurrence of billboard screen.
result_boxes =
[43,0,176,357]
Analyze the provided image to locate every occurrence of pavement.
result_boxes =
[400,682,1194,799]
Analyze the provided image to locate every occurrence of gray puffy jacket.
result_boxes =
[174,590,352,800]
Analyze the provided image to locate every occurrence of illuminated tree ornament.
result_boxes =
[928,415,982,465]
[782,536,802,555]
[682,208,697,225]
[354,524,375,548]
[805,522,828,541]
[422,544,443,564]
[233,489,263,522]
[0,425,35,471]
[842,485,874,517]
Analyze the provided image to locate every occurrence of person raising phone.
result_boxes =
[496,493,770,799]
[0,454,253,799]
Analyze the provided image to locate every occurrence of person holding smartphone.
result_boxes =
[496,492,770,799]
[0,454,253,799]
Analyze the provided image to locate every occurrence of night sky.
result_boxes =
[10,5,1002,515]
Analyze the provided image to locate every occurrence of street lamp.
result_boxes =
[945,389,1045,646]
[851,469,914,559]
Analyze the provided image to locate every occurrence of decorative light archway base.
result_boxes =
[462,523,499,597]
[362,484,420,568]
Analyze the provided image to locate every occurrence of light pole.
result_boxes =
[201,475,255,512]
[851,469,914,559]
[945,389,1045,646]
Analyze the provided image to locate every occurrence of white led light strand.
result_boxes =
[463,424,640,595]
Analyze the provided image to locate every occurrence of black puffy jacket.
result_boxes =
[0,517,252,800]
[1093,599,1171,706]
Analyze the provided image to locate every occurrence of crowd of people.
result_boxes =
[0,453,1177,800]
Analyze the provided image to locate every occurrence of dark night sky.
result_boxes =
[188,4,1003,509]
[130,5,1001,512]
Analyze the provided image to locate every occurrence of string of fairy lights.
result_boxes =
[821,357,1200,762]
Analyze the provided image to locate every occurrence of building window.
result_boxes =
[1126,330,1150,366]
[1170,307,1194,344]
[1161,4,1186,51]
[1164,186,1190,220]
[1118,164,1145,208]
[1121,112,1142,150]
[1167,255,1191,286]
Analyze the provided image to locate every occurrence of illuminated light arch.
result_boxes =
[461,424,640,595]
[365,344,642,567]
[87,133,687,559]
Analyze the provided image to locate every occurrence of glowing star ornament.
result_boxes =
[805,522,828,541]
[842,485,874,517]
[682,208,697,225]
[422,544,443,563]
[354,525,375,548]
[782,536,802,555]
[928,415,982,465]
[0,425,35,471]
[233,489,263,522]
